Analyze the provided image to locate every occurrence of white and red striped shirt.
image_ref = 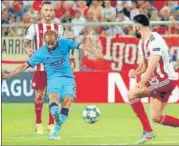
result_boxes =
[25,20,64,71]
[138,32,178,80]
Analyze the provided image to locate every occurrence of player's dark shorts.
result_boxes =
[32,71,47,89]
[147,75,177,102]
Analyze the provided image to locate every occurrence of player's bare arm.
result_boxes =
[78,44,103,58]
[129,56,147,78]
[138,55,161,87]
[24,39,33,57]
[2,62,30,79]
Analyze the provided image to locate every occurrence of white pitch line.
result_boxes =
[71,134,138,138]
[168,133,179,136]
[4,134,179,145]
[150,141,179,144]
[4,136,48,140]
[5,133,179,139]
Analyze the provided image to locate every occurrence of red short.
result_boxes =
[147,75,177,102]
[32,71,47,90]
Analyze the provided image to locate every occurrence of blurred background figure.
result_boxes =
[76,1,89,17]
[88,0,104,21]
[103,1,116,22]
[71,10,86,37]
[160,6,171,21]
[102,1,116,36]
[130,1,139,20]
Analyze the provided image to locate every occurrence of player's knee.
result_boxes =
[128,90,137,101]
[151,114,162,123]
[34,97,44,104]
[63,96,73,107]
[35,91,45,100]
[49,94,59,104]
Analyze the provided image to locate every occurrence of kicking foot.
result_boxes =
[35,123,44,135]
[48,131,61,140]
[136,131,156,144]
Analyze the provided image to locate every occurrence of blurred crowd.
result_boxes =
[2,0,179,37]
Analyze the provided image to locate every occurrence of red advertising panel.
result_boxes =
[75,72,179,103]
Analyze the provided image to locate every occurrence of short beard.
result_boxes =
[135,30,141,38]
[48,43,57,51]
[45,17,52,21]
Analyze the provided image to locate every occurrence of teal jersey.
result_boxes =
[28,39,80,80]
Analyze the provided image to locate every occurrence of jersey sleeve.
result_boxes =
[138,39,144,56]
[68,39,81,50]
[27,49,42,68]
[24,24,35,40]
[148,39,163,56]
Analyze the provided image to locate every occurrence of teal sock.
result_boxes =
[53,108,69,132]
[49,103,61,126]
[60,114,67,124]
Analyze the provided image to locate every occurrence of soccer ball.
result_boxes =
[82,105,101,124]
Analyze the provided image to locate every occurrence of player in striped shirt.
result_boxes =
[128,14,179,144]
[24,1,63,134]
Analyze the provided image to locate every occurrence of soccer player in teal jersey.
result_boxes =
[2,30,103,140]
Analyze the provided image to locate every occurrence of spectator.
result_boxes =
[32,1,42,12]
[1,0,179,37]
[2,8,9,36]
[14,2,24,21]
[55,1,65,20]
[138,2,149,15]
[143,1,157,18]
[137,0,145,8]
[130,1,139,20]
[88,0,104,21]
[2,1,5,11]
[116,11,130,22]
[23,13,31,24]
[103,1,116,22]
[26,6,39,22]
[76,1,89,17]
[116,11,130,34]
[102,1,117,35]
[16,17,24,36]
[3,1,14,16]
[86,11,98,22]
[169,16,179,34]
[150,9,161,21]
[7,15,16,36]
[167,0,178,10]
[116,0,132,18]
[167,0,179,21]
[71,10,86,37]
[85,11,100,36]
[23,1,33,13]
[8,14,16,25]
[160,6,171,21]
[150,10,162,34]
[2,9,9,24]
[61,1,76,23]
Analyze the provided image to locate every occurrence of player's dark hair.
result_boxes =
[133,14,150,27]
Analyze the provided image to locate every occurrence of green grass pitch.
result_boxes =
[2,103,179,145]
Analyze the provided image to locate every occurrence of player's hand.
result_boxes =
[2,72,11,79]
[136,83,143,91]
[93,50,103,58]
[128,69,136,78]
[25,47,33,57]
